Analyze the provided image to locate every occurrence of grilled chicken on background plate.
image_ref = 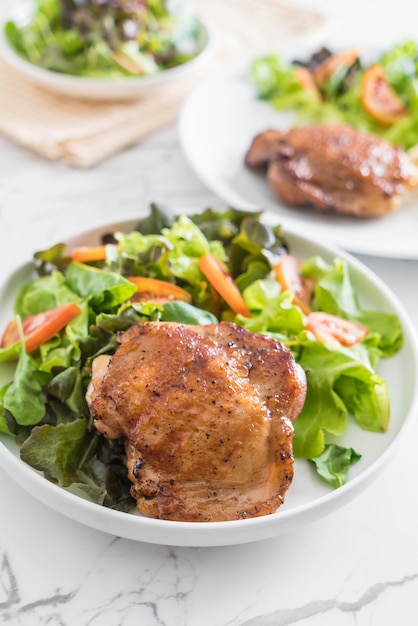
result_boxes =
[87,321,307,522]
[245,123,418,218]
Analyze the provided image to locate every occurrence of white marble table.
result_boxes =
[1,1,418,624]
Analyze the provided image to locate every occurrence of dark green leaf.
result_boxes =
[20,419,90,487]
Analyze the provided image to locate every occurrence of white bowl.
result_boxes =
[0,211,417,546]
[0,11,213,101]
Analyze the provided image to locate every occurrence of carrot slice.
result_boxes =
[127,276,192,303]
[275,254,314,314]
[1,303,81,353]
[71,245,117,263]
[198,254,251,317]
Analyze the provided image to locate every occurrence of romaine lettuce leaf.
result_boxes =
[302,255,403,357]
[65,262,137,311]
[14,270,82,317]
[3,348,45,426]
[20,419,90,487]
[294,336,390,459]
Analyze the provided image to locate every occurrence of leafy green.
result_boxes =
[3,331,45,427]
[65,262,137,311]
[310,444,361,488]
[20,419,90,487]
[302,256,403,358]
[160,301,218,325]
[294,337,389,459]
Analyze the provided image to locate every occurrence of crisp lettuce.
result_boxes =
[294,336,389,459]
[65,262,137,311]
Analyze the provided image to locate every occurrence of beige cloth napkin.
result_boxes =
[0,0,325,168]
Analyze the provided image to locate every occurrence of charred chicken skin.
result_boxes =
[87,321,306,522]
[245,124,418,218]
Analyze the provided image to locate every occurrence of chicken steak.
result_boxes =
[245,124,418,218]
[87,321,306,522]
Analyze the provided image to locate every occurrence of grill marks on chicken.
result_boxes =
[87,321,306,522]
[245,124,418,218]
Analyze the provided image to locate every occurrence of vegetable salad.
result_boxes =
[5,0,200,78]
[250,40,418,150]
[0,206,403,510]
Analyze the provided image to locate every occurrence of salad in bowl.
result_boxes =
[0,0,212,99]
[0,205,416,548]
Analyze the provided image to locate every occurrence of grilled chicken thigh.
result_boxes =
[87,321,306,522]
[245,124,418,218]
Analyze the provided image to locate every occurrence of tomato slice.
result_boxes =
[71,245,118,263]
[198,254,251,318]
[306,312,368,347]
[126,276,192,303]
[274,254,314,314]
[361,64,407,125]
[1,303,81,353]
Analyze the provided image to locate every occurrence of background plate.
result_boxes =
[0,213,417,546]
[179,56,418,259]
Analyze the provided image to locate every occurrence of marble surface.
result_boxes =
[1,1,418,624]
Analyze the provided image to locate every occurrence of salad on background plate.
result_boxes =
[249,40,418,151]
[0,205,416,546]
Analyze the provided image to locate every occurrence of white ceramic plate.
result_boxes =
[179,52,418,259]
[0,212,417,547]
[0,11,213,101]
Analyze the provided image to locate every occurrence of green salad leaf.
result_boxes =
[20,419,90,487]
[310,444,362,489]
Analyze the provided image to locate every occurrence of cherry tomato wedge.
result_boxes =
[1,303,81,353]
[361,64,407,126]
[274,254,314,314]
[126,276,192,303]
[306,312,368,347]
[198,254,251,318]
[71,245,118,262]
